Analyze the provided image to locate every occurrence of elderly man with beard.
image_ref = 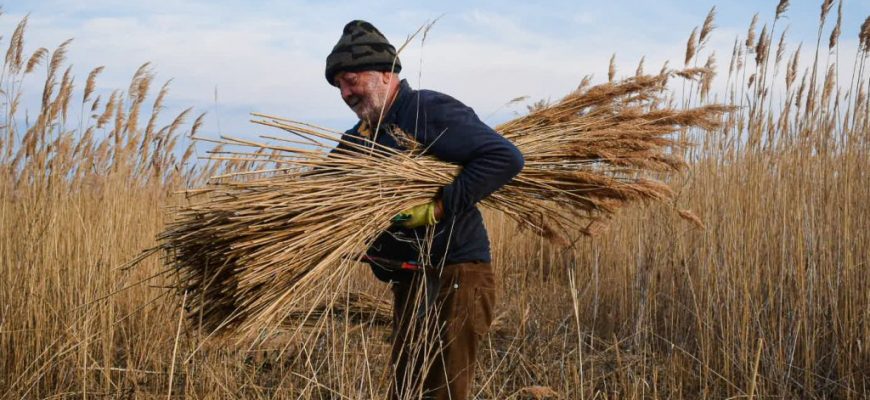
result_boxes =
[325,20,524,400]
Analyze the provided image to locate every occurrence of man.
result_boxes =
[325,20,524,400]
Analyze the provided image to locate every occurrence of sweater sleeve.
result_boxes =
[414,91,524,217]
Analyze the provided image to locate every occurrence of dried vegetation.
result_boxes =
[1,2,869,399]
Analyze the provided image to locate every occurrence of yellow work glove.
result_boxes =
[391,201,438,229]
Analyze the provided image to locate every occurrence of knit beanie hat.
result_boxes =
[325,20,402,86]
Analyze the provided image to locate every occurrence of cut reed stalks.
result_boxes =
[159,73,730,336]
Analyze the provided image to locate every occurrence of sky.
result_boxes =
[2,1,869,144]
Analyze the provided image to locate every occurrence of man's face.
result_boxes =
[334,71,391,124]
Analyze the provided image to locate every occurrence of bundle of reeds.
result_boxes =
[160,73,729,335]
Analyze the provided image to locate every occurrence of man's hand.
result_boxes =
[392,200,444,229]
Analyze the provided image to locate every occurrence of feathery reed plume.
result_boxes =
[659,60,670,77]
[786,46,800,91]
[609,54,616,82]
[4,15,26,73]
[636,56,645,77]
[861,16,870,51]
[24,47,47,73]
[129,62,152,102]
[8,91,20,122]
[728,38,739,78]
[41,39,73,110]
[112,97,127,151]
[699,7,716,45]
[820,0,835,25]
[701,53,716,101]
[125,64,153,135]
[746,14,759,50]
[48,38,73,76]
[190,112,207,137]
[755,25,769,66]
[675,67,713,81]
[164,135,180,160]
[90,95,101,113]
[657,61,671,88]
[144,80,171,143]
[159,75,730,334]
[93,135,111,168]
[74,126,95,158]
[685,27,698,66]
[136,82,170,172]
[83,66,104,103]
[180,143,196,168]
[57,66,74,122]
[775,29,788,67]
[822,63,836,105]
[776,0,790,20]
[795,71,808,109]
[829,0,842,50]
[97,91,118,128]
[677,209,706,230]
[167,108,192,139]
[147,107,192,177]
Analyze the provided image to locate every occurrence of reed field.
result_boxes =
[2,1,869,399]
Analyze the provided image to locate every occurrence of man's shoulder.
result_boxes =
[404,88,475,120]
[416,88,464,106]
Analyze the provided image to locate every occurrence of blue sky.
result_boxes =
[2,1,868,142]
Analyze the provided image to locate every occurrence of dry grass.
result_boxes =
[1,2,869,399]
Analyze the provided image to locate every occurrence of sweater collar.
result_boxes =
[381,79,412,126]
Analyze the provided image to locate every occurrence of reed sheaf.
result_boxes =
[160,74,730,335]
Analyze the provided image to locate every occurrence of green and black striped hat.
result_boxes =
[325,20,402,86]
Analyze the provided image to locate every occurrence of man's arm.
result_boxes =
[414,91,525,219]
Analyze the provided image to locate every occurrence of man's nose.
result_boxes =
[340,85,353,101]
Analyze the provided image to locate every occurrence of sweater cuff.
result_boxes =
[438,185,455,219]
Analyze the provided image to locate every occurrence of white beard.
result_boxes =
[347,76,391,125]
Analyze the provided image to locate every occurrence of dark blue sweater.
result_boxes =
[332,80,524,282]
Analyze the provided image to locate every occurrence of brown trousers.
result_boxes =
[389,261,496,400]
